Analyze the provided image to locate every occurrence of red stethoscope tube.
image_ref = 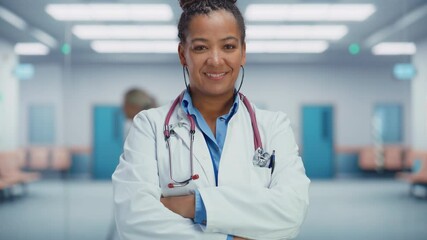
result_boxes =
[163,90,262,188]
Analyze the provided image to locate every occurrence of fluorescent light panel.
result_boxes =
[91,40,178,53]
[14,43,50,55]
[0,7,57,48]
[247,41,329,53]
[247,25,348,40]
[0,6,27,30]
[246,4,376,21]
[372,42,416,55]
[73,25,177,40]
[45,4,173,21]
[30,28,57,48]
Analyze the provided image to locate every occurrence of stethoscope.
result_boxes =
[163,91,275,188]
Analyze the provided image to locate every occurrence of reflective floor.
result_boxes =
[0,179,426,240]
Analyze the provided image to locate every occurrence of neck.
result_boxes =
[191,90,235,120]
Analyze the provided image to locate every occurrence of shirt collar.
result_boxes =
[181,90,240,121]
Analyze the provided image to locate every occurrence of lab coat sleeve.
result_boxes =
[112,112,227,240]
[199,113,310,240]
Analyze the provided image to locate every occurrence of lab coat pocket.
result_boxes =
[251,166,272,188]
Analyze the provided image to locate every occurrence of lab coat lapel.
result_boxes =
[219,100,254,185]
[171,107,216,186]
[192,129,216,185]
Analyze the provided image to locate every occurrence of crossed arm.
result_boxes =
[161,195,247,240]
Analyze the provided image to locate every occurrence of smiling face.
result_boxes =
[178,10,246,99]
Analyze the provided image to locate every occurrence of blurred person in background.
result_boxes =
[108,87,157,240]
[122,88,157,135]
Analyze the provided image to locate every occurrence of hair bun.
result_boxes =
[179,0,237,10]
[179,0,198,10]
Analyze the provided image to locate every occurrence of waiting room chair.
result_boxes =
[383,145,403,170]
[27,147,50,171]
[397,158,427,198]
[51,147,71,178]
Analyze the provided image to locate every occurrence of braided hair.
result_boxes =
[178,0,246,44]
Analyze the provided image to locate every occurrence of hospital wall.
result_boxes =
[0,40,19,151]
[18,63,65,147]
[18,59,411,148]
[411,38,427,150]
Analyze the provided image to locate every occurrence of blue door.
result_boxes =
[302,105,334,179]
[92,106,125,179]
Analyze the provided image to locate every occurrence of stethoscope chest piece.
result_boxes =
[253,148,276,173]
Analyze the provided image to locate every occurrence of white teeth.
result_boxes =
[206,72,226,78]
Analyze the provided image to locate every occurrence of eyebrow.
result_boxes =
[191,36,239,44]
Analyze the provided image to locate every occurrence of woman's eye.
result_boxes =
[193,45,207,51]
[224,44,236,50]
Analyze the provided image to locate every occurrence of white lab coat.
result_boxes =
[113,98,310,240]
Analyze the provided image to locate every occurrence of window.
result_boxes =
[373,104,402,144]
[29,105,55,144]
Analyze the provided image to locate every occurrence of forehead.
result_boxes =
[186,10,240,41]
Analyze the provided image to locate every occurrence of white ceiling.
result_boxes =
[0,0,426,64]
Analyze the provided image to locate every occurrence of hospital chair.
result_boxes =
[396,150,427,198]
[50,147,71,178]
[358,147,377,170]
[383,145,404,170]
[0,179,14,201]
[0,151,23,186]
[27,147,50,171]
[0,150,40,198]
[16,148,28,169]
[358,145,404,172]
[402,149,427,170]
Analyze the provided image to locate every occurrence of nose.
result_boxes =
[206,48,223,66]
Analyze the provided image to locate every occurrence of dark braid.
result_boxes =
[178,0,245,44]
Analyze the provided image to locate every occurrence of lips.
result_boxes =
[205,72,227,80]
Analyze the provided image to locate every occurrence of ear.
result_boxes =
[178,43,186,66]
[241,41,246,66]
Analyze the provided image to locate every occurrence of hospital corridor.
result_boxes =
[1,0,427,240]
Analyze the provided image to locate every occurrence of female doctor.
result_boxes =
[112,0,310,239]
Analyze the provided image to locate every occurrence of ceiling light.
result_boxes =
[364,5,427,47]
[0,6,27,30]
[246,41,329,53]
[45,4,173,21]
[91,40,178,53]
[372,42,416,55]
[247,25,348,40]
[30,29,58,48]
[73,25,177,40]
[245,4,376,22]
[14,43,50,55]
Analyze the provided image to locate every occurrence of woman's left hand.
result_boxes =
[160,194,195,219]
